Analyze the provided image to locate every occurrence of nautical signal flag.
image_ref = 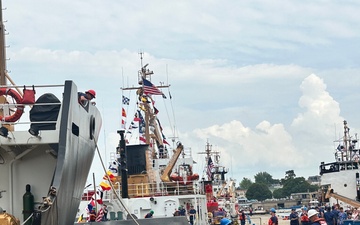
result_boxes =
[142,78,166,98]
[122,95,130,105]
[77,214,83,223]
[121,108,127,129]
[103,170,116,182]
[99,181,111,191]
[163,139,170,145]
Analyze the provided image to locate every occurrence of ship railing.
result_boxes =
[0,84,65,133]
[94,181,205,201]
[99,180,206,201]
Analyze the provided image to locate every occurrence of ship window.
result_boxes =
[72,123,79,136]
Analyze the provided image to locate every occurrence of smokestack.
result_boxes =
[117,130,128,198]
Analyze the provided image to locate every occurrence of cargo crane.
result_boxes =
[325,188,360,208]
[160,143,183,183]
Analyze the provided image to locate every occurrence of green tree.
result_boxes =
[282,177,318,197]
[285,170,296,180]
[273,188,286,199]
[245,183,272,201]
[254,172,274,186]
[280,170,296,184]
[239,177,253,190]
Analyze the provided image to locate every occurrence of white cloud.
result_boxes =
[4,0,360,184]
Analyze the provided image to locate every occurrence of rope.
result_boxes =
[93,137,141,225]
[168,87,179,142]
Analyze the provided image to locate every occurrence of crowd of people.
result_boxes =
[270,204,354,225]
[217,203,357,225]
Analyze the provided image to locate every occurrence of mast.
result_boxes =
[121,53,169,147]
[0,0,6,85]
[198,141,218,181]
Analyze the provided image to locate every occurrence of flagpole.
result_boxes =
[93,173,97,212]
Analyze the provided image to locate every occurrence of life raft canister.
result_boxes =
[0,88,24,122]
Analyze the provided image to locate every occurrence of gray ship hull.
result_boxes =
[0,80,102,225]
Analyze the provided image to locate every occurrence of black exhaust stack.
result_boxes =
[117,130,128,198]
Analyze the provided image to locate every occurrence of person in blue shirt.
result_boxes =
[324,207,335,225]
[289,208,299,225]
[179,206,186,216]
[189,205,196,225]
[337,207,347,225]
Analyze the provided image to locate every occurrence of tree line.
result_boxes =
[238,170,319,201]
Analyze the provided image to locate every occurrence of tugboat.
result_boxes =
[0,1,102,225]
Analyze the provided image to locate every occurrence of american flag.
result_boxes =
[207,157,214,181]
[142,78,165,96]
[96,208,104,222]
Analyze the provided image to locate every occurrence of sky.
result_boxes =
[3,0,360,184]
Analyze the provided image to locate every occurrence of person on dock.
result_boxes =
[308,209,327,225]
[324,206,335,225]
[239,209,246,225]
[300,207,310,225]
[290,208,300,225]
[337,207,347,225]
[268,208,278,225]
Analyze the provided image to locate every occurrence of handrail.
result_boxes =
[85,179,205,201]
[0,84,64,88]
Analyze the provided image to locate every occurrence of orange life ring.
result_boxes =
[0,88,24,122]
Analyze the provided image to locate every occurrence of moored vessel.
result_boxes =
[76,54,208,225]
[0,2,102,224]
[320,120,360,208]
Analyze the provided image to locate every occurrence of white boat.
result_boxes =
[76,56,208,225]
[320,120,360,208]
[0,1,102,224]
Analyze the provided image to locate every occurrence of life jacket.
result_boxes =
[268,216,278,225]
[301,214,309,222]
[239,214,244,220]
[313,218,327,225]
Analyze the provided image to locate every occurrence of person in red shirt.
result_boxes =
[268,208,278,225]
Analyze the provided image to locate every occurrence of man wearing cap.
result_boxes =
[308,209,327,225]
[290,208,300,225]
[78,89,96,106]
[239,209,246,225]
[268,208,278,225]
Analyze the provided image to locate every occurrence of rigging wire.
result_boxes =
[93,137,140,225]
